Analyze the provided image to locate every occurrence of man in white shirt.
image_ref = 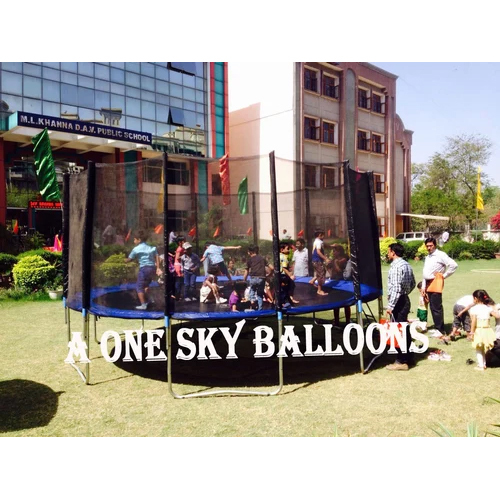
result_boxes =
[421,237,458,335]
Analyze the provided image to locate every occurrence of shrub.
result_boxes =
[17,249,62,269]
[379,237,397,263]
[22,231,47,251]
[97,253,137,286]
[415,243,428,260]
[0,253,18,274]
[402,241,424,261]
[471,240,497,260]
[12,255,57,292]
[0,288,51,301]
[442,240,473,259]
[458,251,474,260]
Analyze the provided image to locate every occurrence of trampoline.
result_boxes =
[67,276,381,321]
[62,151,384,397]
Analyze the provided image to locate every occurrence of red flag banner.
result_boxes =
[154,224,163,234]
[125,229,132,242]
[188,226,196,237]
[13,220,19,235]
[213,226,221,238]
[219,153,231,206]
[297,229,304,238]
[246,227,252,236]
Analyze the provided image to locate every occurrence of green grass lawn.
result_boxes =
[1,258,500,437]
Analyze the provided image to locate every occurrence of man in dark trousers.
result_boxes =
[421,237,458,336]
[385,242,416,371]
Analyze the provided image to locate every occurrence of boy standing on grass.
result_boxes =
[125,229,161,310]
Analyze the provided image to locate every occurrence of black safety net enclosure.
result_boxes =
[64,154,382,322]
[344,166,383,305]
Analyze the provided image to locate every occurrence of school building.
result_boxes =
[0,62,228,239]
[228,62,413,239]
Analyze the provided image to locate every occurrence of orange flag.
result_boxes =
[125,229,132,242]
[154,224,163,234]
[246,227,252,236]
[13,220,19,235]
[219,153,231,206]
[188,226,196,237]
[297,229,304,238]
[213,226,221,238]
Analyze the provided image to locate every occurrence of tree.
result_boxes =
[411,134,493,228]
[491,211,500,230]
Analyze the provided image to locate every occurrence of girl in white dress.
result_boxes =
[469,289,496,371]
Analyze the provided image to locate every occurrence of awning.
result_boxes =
[398,213,450,221]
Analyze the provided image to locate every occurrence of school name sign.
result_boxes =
[17,111,152,145]
[65,320,429,364]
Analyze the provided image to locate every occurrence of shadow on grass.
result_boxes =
[107,317,411,388]
[0,379,63,433]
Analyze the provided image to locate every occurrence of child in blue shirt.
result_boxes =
[125,230,160,310]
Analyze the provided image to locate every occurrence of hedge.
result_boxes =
[12,255,57,292]
[96,253,137,286]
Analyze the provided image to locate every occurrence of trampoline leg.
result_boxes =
[93,315,99,344]
[356,301,365,373]
[84,313,90,385]
[66,307,71,342]
[68,312,90,384]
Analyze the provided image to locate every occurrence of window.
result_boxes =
[357,130,370,151]
[372,133,385,154]
[143,163,162,183]
[322,74,339,99]
[304,68,318,92]
[322,121,335,144]
[169,107,185,126]
[304,165,317,188]
[167,209,189,233]
[168,62,197,76]
[372,93,385,114]
[378,217,386,238]
[167,161,189,186]
[374,174,385,194]
[358,88,370,109]
[212,173,222,195]
[304,116,319,141]
[322,167,337,189]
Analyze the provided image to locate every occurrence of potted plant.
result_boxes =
[47,274,64,300]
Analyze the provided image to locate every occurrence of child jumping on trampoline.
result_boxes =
[125,229,161,310]
[200,241,242,281]
[243,244,272,311]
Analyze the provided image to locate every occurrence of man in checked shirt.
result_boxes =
[386,242,416,371]
[421,237,458,339]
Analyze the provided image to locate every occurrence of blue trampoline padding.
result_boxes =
[66,277,382,321]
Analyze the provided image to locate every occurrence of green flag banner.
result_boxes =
[31,128,60,201]
[238,177,248,215]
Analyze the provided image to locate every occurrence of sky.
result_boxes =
[370,62,500,186]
